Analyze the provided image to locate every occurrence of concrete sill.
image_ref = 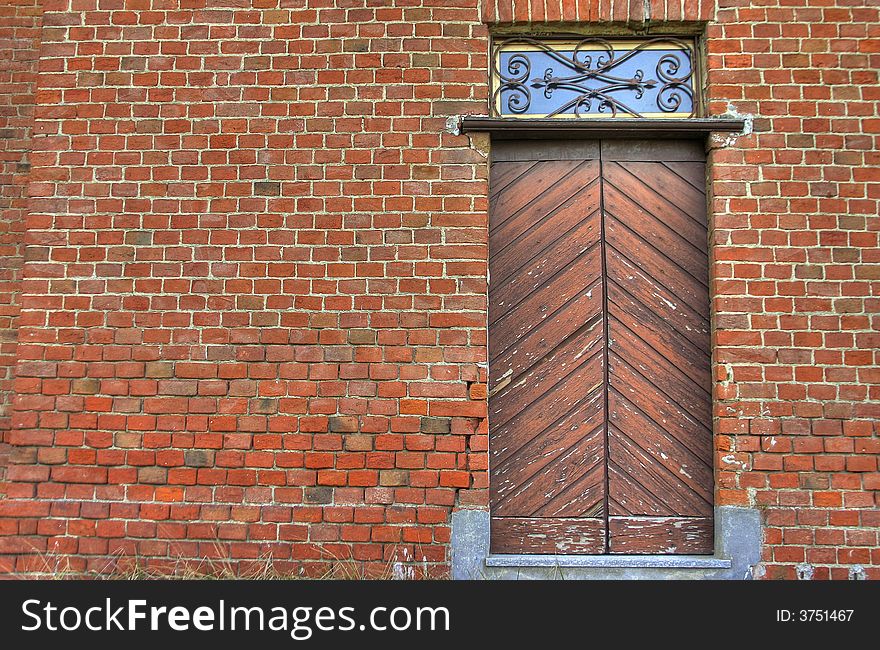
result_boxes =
[485,555,732,569]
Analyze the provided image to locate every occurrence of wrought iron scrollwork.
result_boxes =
[490,37,696,118]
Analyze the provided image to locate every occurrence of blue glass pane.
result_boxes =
[495,44,694,118]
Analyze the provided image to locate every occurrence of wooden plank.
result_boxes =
[663,160,706,193]
[490,212,600,324]
[462,117,746,138]
[609,312,712,408]
[534,459,606,518]
[605,227,709,320]
[608,517,713,554]
[491,139,600,162]
[609,424,712,517]
[600,139,705,162]
[489,323,603,424]
[606,257,709,349]
[490,304,603,396]
[490,198,600,290]
[491,390,604,498]
[605,162,707,229]
[491,517,606,554]
[608,350,712,466]
[608,284,711,389]
[602,186,708,284]
[490,351,604,462]
[608,389,714,510]
[488,138,714,556]
[490,164,599,251]
[489,247,602,356]
[494,417,605,518]
[489,161,538,200]
[607,461,677,517]
[490,160,583,222]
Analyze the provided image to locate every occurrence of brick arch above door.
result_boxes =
[481,0,716,24]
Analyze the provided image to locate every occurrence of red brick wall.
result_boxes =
[3,0,490,577]
[0,0,41,493]
[707,1,880,580]
[1,0,878,579]
[482,0,715,23]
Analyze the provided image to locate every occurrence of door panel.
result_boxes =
[489,142,605,554]
[603,140,713,554]
[489,139,713,555]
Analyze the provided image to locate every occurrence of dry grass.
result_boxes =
[21,540,426,580]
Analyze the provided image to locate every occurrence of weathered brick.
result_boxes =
[329,416,359,433]
[184,450,214,467]
[137,467,168,485]
[347,329,376,345]
[420,417,451,434]
[304,487,333,504]
[380,470,409,487]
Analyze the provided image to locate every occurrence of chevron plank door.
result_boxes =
[602,140,713,554]
[488,141,606,554]
[488,139,713,555]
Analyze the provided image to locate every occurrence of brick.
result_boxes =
[144,362,174,379]
[347,329,376,345]
[184,450,214,467]
[253,182,281,196]
[344,434,374,452]
[304,487,333,504]
[379,470,409,487]
[137,467,168,485]
[328,416,359,433]
[420,417,451,434]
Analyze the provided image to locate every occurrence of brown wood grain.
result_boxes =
[491,517,606,554]
[605,156,713,553]
[490,351,604,465]
[609,425,712,517]
[608,340,712,465]
[489,201,601,308]
[663,161,707,193]
[490,287,603,395]
[608,517,713,554]
[489,141,712,556]
[600,139,705,162]
[489,325,603,427]
[490,181,600,289]
[490,163,599,249]
[602,168,707,252]
[608,369,714,485]
[611,161,707,225]
[492,139,600,162]
[491,390,605,512]
[493,420,605,517]
[605,256,709,350]
[603,193,708,284]
[608,289,711,388]
[489,258,602,365]
[605,229,709,321]
[490,160,584,223]
[489,161,538,201]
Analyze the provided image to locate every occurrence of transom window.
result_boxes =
[490,37,699,119]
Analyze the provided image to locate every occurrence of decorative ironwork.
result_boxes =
[491,37,697,118]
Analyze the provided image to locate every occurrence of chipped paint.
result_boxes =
[796,563,814,581]
[848,565,866,580]
[711,102,754,148]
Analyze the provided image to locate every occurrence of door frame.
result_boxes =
[451,119,762,579]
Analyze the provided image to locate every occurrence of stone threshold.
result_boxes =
[485,555,732,569]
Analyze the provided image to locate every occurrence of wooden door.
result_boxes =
[488,141,607,554]
[489,139,713,555]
